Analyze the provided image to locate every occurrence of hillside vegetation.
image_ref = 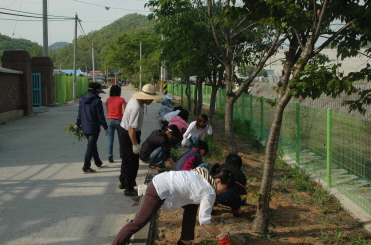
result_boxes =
[49,42,70,51]
[0,34,43,66]
[49,13,154,71]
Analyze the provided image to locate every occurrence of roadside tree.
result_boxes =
[236,0,371,233]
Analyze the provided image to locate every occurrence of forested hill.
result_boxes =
[50,13,154,71]
[49,42,70,51]
[0,34,43,65]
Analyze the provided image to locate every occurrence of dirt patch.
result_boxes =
[151,111,371,244]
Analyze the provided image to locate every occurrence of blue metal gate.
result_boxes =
[32,73,42,105]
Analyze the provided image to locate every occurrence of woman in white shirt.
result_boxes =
[111,164,234,245]
[182,114,213,148]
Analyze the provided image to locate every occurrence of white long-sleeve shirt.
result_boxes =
[183,121,213,140]
[152,170,215,226]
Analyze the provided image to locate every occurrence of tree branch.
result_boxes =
[314,22,352,55]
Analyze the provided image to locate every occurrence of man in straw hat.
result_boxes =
[118,84,164,196]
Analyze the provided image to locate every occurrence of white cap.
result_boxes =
[165,94,174,100]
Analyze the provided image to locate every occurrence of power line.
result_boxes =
[0,11,74,20]
[0,17,70,21]
[72,0,150,13]
[0,7,74,18]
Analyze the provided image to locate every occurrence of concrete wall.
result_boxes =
[0,50,54,124]
[1,50,33,116]
[0,71,24,124]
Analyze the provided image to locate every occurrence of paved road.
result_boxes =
[0,86,160,245]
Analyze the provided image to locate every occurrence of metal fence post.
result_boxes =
[242,94,245,121]
[327,108,332,188]
[296,103,300,166]
[249,94,253,131]
[260,98,264,139]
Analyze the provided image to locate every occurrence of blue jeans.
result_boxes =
[148,147,166,167]
[107,119,123,158]
[185,134,200,148]
[83,133,102,170]
[215,189,244,210]
[198,163,209,170]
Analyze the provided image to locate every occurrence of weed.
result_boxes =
[233,119,263,150]
[275,150,288,170]
[243,233,251,241]
[170,148,181,161]
[278,166,316,193]
[203,137,228,163]
[333,229,345,244]
[200,240,219,245]
[317,231,331,244]
[255,230,277,241]
[348,233,371,245]
[212,110,225,120]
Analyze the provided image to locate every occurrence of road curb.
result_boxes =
[130,168,159,245]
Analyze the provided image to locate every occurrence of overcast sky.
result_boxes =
[1,0,151,45]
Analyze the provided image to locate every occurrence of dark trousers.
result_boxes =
[215,189,244,210]
[119,129,141,187]
[112,182,199,245]
[83,133,102,170]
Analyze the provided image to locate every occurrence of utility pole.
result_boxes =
[92,43,95,83]
[73,13,78,102]
[42,0,48,56]
[140,42,142,89]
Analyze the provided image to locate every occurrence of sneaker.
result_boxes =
[95,161,103,168]
[124,187,138,196]
[108,156,113,163]
[149,164,166,171]
[83,168,96,174]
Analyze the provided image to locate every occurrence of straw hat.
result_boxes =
[132,84,164,100]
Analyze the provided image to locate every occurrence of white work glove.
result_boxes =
[72,125,79,132]
[132,144,140,154]
[181,138,187,147]
[105,129,108,136]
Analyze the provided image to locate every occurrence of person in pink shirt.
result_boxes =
[106,85,126,163]
[168,109,189,145]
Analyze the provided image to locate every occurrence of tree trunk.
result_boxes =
[208,68,223,123]
[208,85,218,123]
[193,79,198,116]
[252,91,292,232]
[224,62,238,154]
[196,78,203,116]
[185,78,192,112]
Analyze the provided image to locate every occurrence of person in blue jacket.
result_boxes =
[75,82,108,173]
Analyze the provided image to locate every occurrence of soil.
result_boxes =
[151,111,371,245]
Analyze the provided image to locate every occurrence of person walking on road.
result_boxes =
[118,84,164,196]
[112,165,234,245]
[106,85,126,163]
[75,82,108,174]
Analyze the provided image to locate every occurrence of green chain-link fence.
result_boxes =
[169,83,371,215]
[54,75,89,105]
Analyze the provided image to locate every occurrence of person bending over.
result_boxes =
[139,125,181,170]
[111,165,234,245]
[216,154,247,217]
[175,140,209,171]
